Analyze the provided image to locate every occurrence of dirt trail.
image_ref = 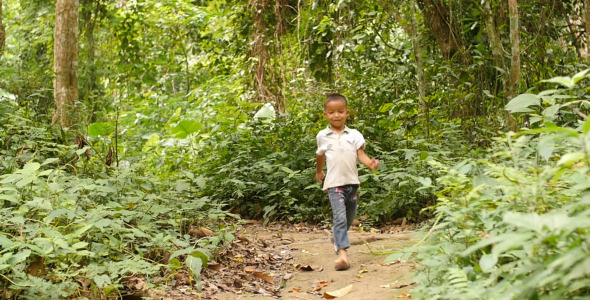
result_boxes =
[216,224,417,300]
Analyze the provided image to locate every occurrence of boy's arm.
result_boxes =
[358,148,379,170]
[316,154,326,183]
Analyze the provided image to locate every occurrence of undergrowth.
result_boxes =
[0,96,237,299]
[399,72,590,299]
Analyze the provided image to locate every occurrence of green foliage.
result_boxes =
[404,75,590,299]
[0,105,237,298]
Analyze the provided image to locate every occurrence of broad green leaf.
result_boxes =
[253,103,276,121]
[10,249,31,264]
[583,118,590,134]
[169,258,182,270]
[557,153,585,167]
[171,120,202,138]
[88,122,115,137]
[16,175,36,188]
[45,209,68,223]
[543,104,562,119]
[190,248,213,267]
[93,274,112,289]
[538,136,555,161]
[72,242,88,249]
[93,219,112,230]
[170,248,196,261]
[572,68,590,84]
[0,194,18,203]
[185,256,203,291]
[75,224,93,236]
[505,94,540,113]
[543,76,575,89]
[195,176,206,189]
[41,158,60,166]
[479,254,497,273]
[76,146,91,156]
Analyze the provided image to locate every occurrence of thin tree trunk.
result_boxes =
[410,0,429,138]
[505,0,520,130]
[585,0,590,61]
[480,1,506,76]
[507,0,521,100]
[391,2,430,138]
[0,0,5,61]
[53,0,80,129]
[480,0,519,129]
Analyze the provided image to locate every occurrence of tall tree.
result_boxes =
[416,0,466,62]
[53,0,80,129]
[0,0,5,61]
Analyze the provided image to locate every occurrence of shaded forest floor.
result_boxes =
[146,221,418,299]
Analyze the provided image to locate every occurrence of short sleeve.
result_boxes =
[316,133,327,155]
[354,130,366,150]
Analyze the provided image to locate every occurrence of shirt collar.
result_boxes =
[326,125,350,135]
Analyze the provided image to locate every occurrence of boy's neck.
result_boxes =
[330,125,346,134]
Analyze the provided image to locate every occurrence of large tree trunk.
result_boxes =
[416,0,465,62]
[0,0,5,61]
[53,0,80,129]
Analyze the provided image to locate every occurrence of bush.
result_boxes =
[402,73,590,299]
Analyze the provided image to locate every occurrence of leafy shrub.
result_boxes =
[0,105,237,298]
[403,73,590,299]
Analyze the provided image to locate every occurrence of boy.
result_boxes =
[315,93,379,271]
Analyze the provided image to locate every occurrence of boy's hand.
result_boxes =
[369,158,380,171]
[316,171,325,183]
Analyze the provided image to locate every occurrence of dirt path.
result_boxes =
[214,224,417,300]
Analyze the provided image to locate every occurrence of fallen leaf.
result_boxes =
[398,293,412,298]
[380,281,415,289]
[244,266,257,273]
[323,284,352,299]
[253,271,274,284]
[291,288,302,293]
[380,259,406,266]
[310,280,330,292]
[298,264,323,272]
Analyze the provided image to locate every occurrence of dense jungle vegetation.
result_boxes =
[0,0,589,298]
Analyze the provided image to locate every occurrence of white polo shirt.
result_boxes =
[316,126,366,191]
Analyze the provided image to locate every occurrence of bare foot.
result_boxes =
[334,258,350,271]
[334,249,350,271]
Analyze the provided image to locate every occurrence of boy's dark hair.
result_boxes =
[324,93,348,109]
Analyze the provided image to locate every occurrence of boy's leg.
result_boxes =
[344,185,359,230]
[328,186,351,252]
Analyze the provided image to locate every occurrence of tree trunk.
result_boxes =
[585,0,590,61]
[53,0,80,129]
[506,0,521,100]
[416,0,465,62]
[505,0,520,130]
[480,1,507,75]
[410,0,429,137]
[480,0,518,129]
[0,0,5,61]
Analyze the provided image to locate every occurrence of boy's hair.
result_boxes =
[324,93,348,109]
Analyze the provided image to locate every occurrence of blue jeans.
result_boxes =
[328,184,359,252]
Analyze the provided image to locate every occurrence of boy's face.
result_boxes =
[323,99,349,129]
